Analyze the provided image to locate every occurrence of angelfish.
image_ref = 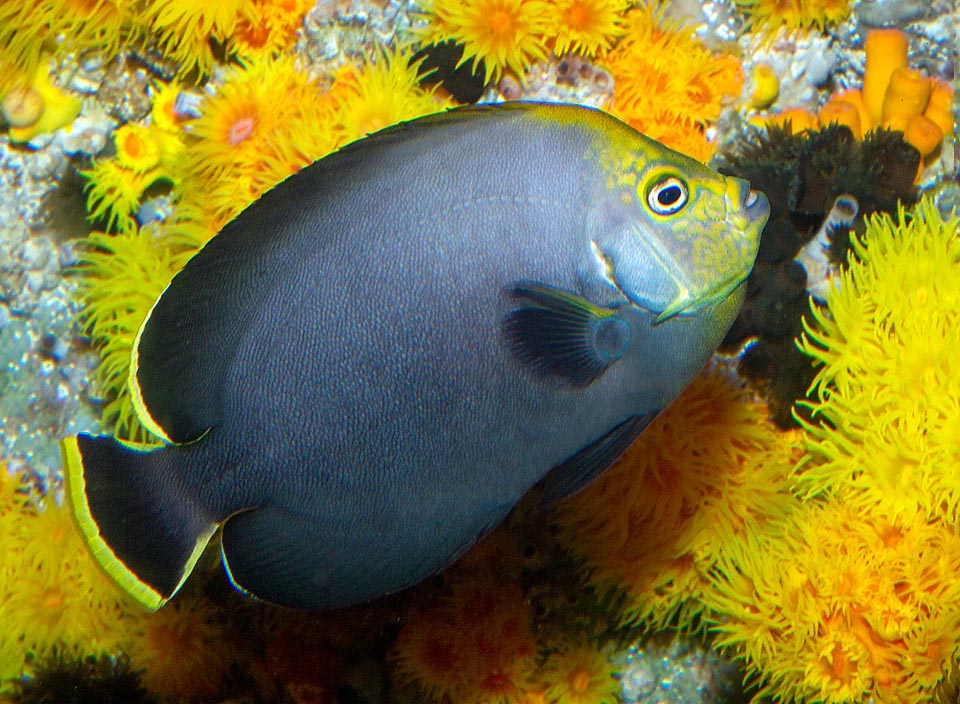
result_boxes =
[61,102,768,610]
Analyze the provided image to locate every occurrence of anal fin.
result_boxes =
[538,414,655,507]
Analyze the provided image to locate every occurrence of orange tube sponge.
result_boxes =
[828,88,870,136]
[862,29,908,126]
[923,80,954,136]
[880,67,931,131]
[818,98,862,139]
[903,114,943,157]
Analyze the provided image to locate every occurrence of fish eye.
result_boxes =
[646,176,688,215]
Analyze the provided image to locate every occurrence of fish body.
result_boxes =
[61,102,768,610]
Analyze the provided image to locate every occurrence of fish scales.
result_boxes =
[61,102,768,610]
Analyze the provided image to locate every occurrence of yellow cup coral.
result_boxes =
[113,123,164,173]
[734,0,853,35]
[174,55,340,235]
[418,0,551,84]
[704,499,960,704]
[124,597,236,701]
[796,197,960,524]
[553,363,798,629]
[0,468,139,688]
[604,5,742,163]
[74,224,200,442]
[391,572,539,703]
[540,638,620,704]
[546,0,629,58]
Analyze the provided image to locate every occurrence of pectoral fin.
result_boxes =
[503,282,630,388]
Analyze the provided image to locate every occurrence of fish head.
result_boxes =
[585,132,769,323]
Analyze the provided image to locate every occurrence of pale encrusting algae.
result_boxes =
[0,0,957,702]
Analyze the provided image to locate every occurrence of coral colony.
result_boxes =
[0,0,956,702]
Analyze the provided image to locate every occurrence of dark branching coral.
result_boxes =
[411,40,487,104]
[4,653,156,704]
[714,124,920,427]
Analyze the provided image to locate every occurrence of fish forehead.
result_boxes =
[587,123,761,310]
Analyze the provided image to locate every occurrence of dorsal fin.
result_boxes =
[131,188,315,443]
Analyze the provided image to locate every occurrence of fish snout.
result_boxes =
[725,177,770,231]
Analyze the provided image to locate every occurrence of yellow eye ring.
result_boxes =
[646,176,688,215]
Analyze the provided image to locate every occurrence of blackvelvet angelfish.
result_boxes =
[61,102,768,610]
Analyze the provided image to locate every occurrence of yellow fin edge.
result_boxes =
[128,288,174,444]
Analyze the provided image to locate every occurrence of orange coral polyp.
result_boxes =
[734,0,852,35]
[114,123,163,173]
[431,0,551,84]
[549,0,627,58]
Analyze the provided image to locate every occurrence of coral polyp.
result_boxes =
[603,5,742,161]
[547,0,628,58]
[796,198,960,524]
[74,224,199,442]
[418,0,551,84]
[174,55,338,234]
[331,47,453,146]
[552,364,797,629]
[0,467,136,685]
[703,500,960,703]
[734,0,852,35]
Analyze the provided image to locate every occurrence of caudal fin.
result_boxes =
[60,433,218,610]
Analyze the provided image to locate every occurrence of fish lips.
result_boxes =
[739,185,771,229]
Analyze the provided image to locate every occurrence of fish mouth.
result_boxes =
[736,181,770,225]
